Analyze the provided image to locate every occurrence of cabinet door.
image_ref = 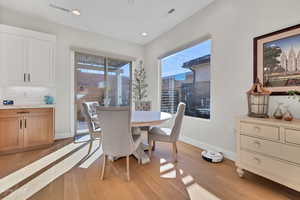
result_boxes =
[27,38,54,86]
[23,109,54,148]
[0,113,23,152]
[1,33,26,84]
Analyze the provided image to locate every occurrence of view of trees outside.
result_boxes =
[161,40,211,119]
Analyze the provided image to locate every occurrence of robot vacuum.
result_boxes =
[201,150,224,163]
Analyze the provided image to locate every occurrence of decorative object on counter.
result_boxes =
[247,78,271,118]
[273,102,284,119]
[135,101,151,111]
[283,105,294,121]
[44,95,54,104]
[133,60,149,110]
[287,90,300,102]
[254,23,300,95]
[2,100,14,105]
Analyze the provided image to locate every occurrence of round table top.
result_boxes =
[131,111,172,127]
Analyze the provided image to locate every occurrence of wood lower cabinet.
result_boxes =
[0,112,23,152]
[23,109,54,148]
[0,108,54,154]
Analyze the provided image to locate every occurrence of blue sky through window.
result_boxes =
[161,40,211,77]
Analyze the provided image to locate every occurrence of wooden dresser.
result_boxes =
[236,117,300,192]
[0,107,54,155]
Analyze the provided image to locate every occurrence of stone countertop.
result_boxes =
[0,104,55,110]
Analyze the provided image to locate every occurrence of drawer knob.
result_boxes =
[253,157,261,164]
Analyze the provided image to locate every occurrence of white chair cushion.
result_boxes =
[149,127,172,142]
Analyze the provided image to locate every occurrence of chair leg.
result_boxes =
[126,156,130,181]
[87,140,93,155]
[172,142,178,162]
[148,141,152,157]
[101,154,106,180]
[98,137,102,149]
[148,135,152,157]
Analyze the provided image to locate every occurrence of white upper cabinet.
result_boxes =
[0,24,56,87]
[27,38,55,85]
[1,33,26,84]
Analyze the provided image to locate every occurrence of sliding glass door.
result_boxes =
[74,52,132,137]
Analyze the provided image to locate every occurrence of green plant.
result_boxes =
[133,61,148,102]
[287,90,300,102]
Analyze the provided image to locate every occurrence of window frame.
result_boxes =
[158,37,212,120]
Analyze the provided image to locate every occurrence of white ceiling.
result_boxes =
[0,0,213,45]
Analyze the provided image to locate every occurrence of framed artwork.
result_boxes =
[254,24,300,95]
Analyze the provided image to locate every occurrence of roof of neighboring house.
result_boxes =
[182,54,210,69]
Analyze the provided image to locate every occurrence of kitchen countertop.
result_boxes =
[0,104,55,110]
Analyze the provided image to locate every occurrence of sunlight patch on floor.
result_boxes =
[79,140,102,169]
[161,169,177,179]
[181,175,194,185]
[160,159,177,179]
[186,183,221,200]
[180,170,221,200]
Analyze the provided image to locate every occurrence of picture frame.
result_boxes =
[254,24,300,95]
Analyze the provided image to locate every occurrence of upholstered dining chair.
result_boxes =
[97,106,142,181]
[148,102,186,162]
[81,102,102,155]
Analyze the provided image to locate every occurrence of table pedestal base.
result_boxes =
[133,143,150,164]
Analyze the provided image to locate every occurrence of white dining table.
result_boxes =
[131,111,172,127]
[131,111,172,164]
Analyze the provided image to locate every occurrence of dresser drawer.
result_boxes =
[285,129,300,145]
[240,122,279,140]
[241,135,300,165]
[240,151,300,188]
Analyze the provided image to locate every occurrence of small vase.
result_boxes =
[273,102,283,119]
[283,106,293,121]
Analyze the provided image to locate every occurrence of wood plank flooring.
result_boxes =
[29,142,300,200]
[0,138,72,178]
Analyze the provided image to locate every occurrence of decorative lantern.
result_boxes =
[247,79,271,118]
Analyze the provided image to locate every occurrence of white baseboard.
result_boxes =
[55,132,73,140]
[180,136,236,161]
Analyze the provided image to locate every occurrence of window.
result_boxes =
[74,52,131,136]
[160,40,211,119]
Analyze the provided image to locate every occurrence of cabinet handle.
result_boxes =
[25,119,27,128]
[28,73,31,82]
[17,112,30,114]
[20,120,22,129]
[24,73,26,82]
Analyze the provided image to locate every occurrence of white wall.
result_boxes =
[0,7,143,139]
[144,0,300,159]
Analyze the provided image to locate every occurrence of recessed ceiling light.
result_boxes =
[141,32,148,37]
[71,9,81,16]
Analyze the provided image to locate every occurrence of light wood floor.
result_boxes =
[0,138,73,178]
[29,142,300,200]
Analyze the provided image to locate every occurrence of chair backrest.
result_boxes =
[81,101,100,133]
[97,106,134,157]
[170,102,186,142]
